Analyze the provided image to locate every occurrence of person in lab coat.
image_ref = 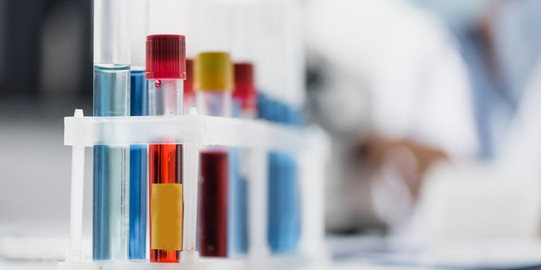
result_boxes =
[306,0,478,233]
[305,0,541,235]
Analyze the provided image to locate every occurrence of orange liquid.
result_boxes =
[149,144,183,262]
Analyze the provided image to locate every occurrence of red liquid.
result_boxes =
[149,144,183,263]
[199,150,229,257]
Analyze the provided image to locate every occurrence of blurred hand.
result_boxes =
[355,135,449,228]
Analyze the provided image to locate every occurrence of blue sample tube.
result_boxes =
[265,99,302,254]
[267,150,281,252]
[129,69,147,259]
[128,0,148,260]
[228,63,257,255]
[281,105,301,252]
[228,146,244,254]
[229,90,242,255]
[93,64,131,260]
[266,98,282,252]
[93,0,131,261]
[228,95,242,254]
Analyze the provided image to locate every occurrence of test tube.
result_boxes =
[266,100,302,254]
[93,0,131,261]
[129,0,149,260]
[146,35,186,263]
[275,104,301,253]
[229,62,256,256]
[195,52,233,257]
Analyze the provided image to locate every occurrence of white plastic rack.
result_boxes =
[59,109,330,269]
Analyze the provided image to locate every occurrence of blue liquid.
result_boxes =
[267,151,300,253]
[93,64,130,261]
[228,100,248,255]
[281,153,301,252]
[280,104,301,253]
[260,95,301,254]
[228,147,249,255]
[267,151,280,252]
[284,106,302,252]
[130,70,147,116]
[129,70,147,260]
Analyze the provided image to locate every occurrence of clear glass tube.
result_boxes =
[130,0,148,71]
[93,0,131,261]
[148,79,184,263]
[94,0,130,66]
[196,92,232,117]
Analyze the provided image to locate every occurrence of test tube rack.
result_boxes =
[58,108,330,269]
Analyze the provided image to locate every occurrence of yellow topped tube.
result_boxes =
[194,52,233,92]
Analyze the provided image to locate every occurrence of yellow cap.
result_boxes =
[194,52,233,91]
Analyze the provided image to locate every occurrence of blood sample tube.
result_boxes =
[146,35,186,263]
[233,62,257,119]
[195,52,233,257]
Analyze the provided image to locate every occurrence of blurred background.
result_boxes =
[4,0,541,268]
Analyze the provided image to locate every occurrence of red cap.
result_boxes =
[146,35,186,79]
[234,62,256,110]
[184,59,194,96]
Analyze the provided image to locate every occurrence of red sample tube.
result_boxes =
[199,151,229,256]
[194,52,233,257]
[233,62,257,118]
[149,144,183,262]
[183,59,195,115]
[146,35,186,263]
